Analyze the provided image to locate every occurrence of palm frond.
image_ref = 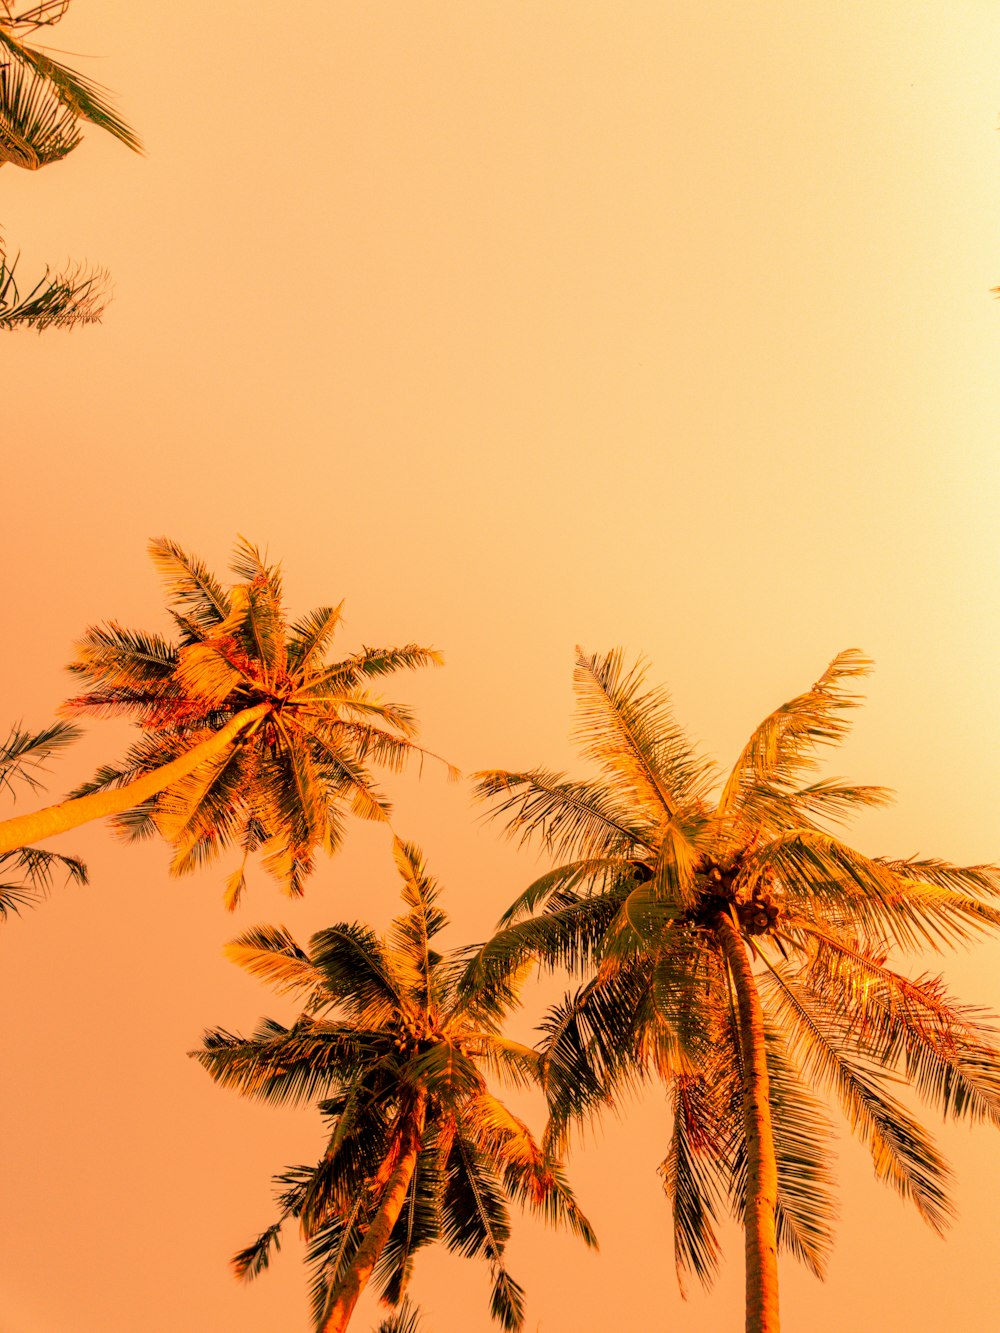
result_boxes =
[224,924,325,999]
[496,857,637,927]
[0,23,140,152]
[232,1221,284,1282]
[193,1020,367,1108]
[799,928,1000,1127]
[0,50,78,165]
[310,923,404,1023]
[372,1297,428,1333]
[717,649,873,828]
[147,537,231,630]
[538,970,651,1147]
[0,251,107,329]
[760,963,953,1233]
[0,719,81,795]
[473,768,654,861]
[572,647,713,819]
[660,1073,729,1291]
[287,603,345,672]
[462,1093,596,1248]
[306,1196,370,1331]
[441,1131,524,1330]
[374,1145,443,1304]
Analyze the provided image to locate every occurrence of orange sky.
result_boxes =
[2,3,999,1330]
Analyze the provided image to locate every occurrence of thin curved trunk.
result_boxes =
[713,912,780,1333]
[0,703,270,855]
[320,1097,427,1333]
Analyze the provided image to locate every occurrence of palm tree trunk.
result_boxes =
[713,911,780,1333]
[320,1099,427,1333]
[0,703,270,855]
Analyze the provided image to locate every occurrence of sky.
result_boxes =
[1,2,999,1329]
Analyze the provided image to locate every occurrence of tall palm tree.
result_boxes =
[465,648,1000,1333]
[0,718,86,915]
[0,538,448,906]
[194,839,596,1332]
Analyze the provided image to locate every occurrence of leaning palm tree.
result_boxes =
[0,718,86,915]
[194,839,596,1331]
[0,538,448,906]
[465,648,1000,1333]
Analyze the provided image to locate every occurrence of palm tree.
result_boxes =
[0,718,86,915]
[0,1,140,169]
[0,538,448,906]
[194,839,596,1332]
[465,648,1000,1333]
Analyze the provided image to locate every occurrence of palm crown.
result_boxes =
[195,840,596,1332]
[466,648,1000,1330]
[62,538,448,906]
[0,1,140,170]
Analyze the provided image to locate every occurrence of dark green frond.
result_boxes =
[0,719,81,796]
[0,52,78,166]
[0,252,108,329]
[403,1041,485,1105]
[232,1221,284,1282]
[193,1020,368,1107]
[539,970,651,1146]
[463,892,626,998]
[66,621,178,692]
[372,1297,428,1333]
[310,923,404,1022]
[496,857,636,927]
[660,1073,729,1290]
[760,1029,837,1277]
[306,1196,370,1331]
[473,768,654,861]
[0,27,141,152]
[375,1143,444,1303]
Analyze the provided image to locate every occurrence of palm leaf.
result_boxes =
[0,51,78,165]
[717,649,873,828]
[0,251,107,328]
[473,767,654,861]
[572,647,713,819]
[147,537,231,630]
[760,963,953,1233]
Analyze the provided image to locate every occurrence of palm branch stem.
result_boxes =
[713,912,781,1333]
[320,1095,427,1333]
[0,702,270,855]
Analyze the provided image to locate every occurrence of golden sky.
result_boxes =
[2,3,999,1330]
